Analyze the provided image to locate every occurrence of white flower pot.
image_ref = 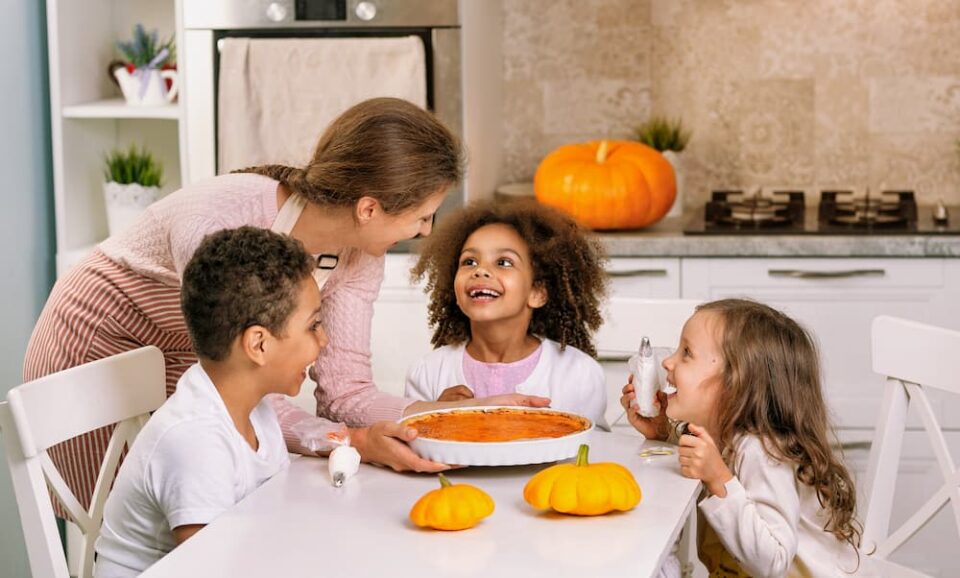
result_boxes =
[103,182,161,235]
[662,150,685,218]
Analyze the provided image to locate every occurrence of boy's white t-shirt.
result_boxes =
[94,363,289,578]
[404,338,610,430]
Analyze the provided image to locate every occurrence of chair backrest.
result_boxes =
[861,316,960,574]
[0,346,166,578]
[594,298,700,427]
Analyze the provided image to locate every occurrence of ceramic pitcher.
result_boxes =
[112,67,179,106]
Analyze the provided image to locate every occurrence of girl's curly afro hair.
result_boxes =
[411,199,608,357]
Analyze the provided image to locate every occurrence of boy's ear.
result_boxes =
[355,196,382,225]
[528,283,548,309]
[240,325,270,366]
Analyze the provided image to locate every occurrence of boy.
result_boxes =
[95,226,327,577]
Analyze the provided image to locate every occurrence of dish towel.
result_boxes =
[218,36,427,172]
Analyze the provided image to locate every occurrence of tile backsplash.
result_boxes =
[501,0,960,206]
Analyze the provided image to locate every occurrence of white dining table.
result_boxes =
[141,431,701,578]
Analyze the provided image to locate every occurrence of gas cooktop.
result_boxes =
[683,189,960,235]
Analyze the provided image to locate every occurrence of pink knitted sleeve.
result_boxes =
[313,251,414,424]
[274,251,415,454]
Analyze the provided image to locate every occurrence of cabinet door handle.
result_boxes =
[606,269,669,278]
[597,354,632,363]
[768,269,886,279]
[831,441,872,451]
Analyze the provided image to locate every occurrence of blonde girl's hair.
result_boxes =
[699,299,862,551]
[235,97,464,214]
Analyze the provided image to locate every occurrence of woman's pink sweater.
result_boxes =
[100,173,414,452]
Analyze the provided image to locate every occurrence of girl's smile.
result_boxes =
[454,223,546,323]
[662,310,724,430]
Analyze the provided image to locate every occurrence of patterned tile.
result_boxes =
[501,0,960,205]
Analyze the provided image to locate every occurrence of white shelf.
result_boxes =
[62,98,180,120]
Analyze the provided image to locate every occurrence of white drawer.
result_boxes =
[682,257,945,292]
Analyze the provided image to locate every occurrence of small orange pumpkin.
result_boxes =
[534,140,676,230]
[409,473,495,531]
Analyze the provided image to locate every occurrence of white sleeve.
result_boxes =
[579,358,609,431]
[698,438,800,578]
[403,358,434,401]
[146,420,239,530]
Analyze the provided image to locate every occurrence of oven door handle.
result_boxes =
[768,268,886,279]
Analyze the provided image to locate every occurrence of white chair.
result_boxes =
[595,298,700,428]
[861,316,960,577]
[0,346,166,578]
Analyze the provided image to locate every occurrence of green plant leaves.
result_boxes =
[116,24,175,68]
[634,116,691,153]
[104,145,163,187]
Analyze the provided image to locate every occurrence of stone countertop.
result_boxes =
[595,216,960,258]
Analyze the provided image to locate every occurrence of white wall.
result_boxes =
[0,0,56,575]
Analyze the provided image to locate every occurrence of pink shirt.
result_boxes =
[100,173,413,452]
[461,344,543,398]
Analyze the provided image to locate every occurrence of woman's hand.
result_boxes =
[349,422,450,473]
[678,423,732,496]
[620,376,670,441]
[437,385,474,402]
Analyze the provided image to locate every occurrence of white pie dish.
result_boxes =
[400,406,595,466]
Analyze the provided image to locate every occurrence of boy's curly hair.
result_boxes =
[411,200,608,356]
[181,226,314,361]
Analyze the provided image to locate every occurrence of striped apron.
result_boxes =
[21,191,331,519]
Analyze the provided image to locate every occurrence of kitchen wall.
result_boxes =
[0,0,55,574]
[501,0,960,207]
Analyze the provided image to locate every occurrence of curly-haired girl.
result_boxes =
[621,299,868,576]
[405,199,610,429]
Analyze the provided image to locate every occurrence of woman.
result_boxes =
[24,97,546,516]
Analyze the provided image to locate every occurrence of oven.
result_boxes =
[181,0,502,217]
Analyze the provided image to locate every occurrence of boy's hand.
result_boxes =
[620,376,670,441]
[349,422,450,473]
[678,423,732,496]
[437,385,474,402]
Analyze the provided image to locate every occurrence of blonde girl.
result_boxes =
[621,299,867,577]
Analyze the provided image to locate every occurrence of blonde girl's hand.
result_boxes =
[620,376,670,441]
[678,423,733,497]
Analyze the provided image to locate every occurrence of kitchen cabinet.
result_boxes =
[681,257,960,430]
[46,0,186,276]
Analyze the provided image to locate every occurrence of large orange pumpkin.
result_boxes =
[533,140,676,230]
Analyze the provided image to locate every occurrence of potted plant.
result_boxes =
[103,145,163,235]
[634,117,692,218]
[109,24,178,106]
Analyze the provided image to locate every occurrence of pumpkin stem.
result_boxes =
[595,140,610,164]
[438,473,452,488]
[575,444,590,467]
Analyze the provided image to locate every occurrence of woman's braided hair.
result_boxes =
[234,97,464,214]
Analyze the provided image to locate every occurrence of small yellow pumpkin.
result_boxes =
[409,473,495,531]
[534,139,676,230]
[523,444,642,516]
